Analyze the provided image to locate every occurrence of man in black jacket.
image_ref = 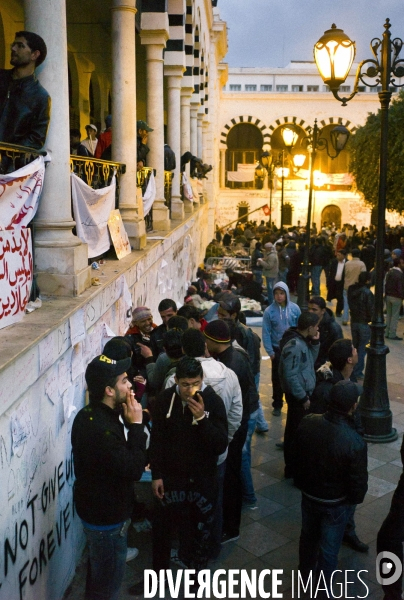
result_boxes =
[309,296,343,370]
[294,380,368,593]
[149,356,227,572]
[0,31,50,153]
[348,271,374,379]
[327,250,348,317]
[149,298,177,359]
[204,319,259,544]
[72,354,146,600]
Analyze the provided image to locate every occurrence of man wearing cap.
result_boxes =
[137,119,153,170]
[81,123,98,157]
[294,380,368,593]
[95,114,112,159]
[204,320,259,544]
[72,354,147,600]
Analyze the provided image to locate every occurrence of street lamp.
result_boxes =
[314,19,404,442]
[260,151,274,227]
[294,120,349,312]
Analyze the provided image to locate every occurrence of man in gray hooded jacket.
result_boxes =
[279,311,320,478]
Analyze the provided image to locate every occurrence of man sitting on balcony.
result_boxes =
[0,31,50,160]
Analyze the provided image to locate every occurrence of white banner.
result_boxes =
[143,171,156,216]
[0,156,45,229]
[0,228,33,330]
[71,173,116,258]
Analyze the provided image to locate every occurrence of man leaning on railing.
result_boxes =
[0,30,51,173]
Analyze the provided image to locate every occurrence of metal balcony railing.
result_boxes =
[70,156,126,207]
[0,141,46,174]
[137,167,153,232]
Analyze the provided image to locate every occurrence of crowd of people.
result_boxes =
[71,217,404,600]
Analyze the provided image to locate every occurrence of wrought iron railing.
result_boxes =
[0,141,46,174]
[137,167,153,232]
[164,171,173,216]
[70,156,126,208]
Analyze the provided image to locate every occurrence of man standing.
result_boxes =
[279,312,320,478]
[0,31,50,152]
[81,124,98,157]
[95,114,112,159]
[149,356,227,572]
[262,282,301,416]
[327,249,348,318]
[258,242,278,304]
[137,119,153,169]
[72,354,146,600]
[150,298,177,359]
[342,248,366,325]
[294,380,368,592]
[385,258,404,340]
[348,271,374,380]
[308,296,343,370]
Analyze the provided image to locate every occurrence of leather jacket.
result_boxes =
[0,69,51,149]
[294,411,368,504]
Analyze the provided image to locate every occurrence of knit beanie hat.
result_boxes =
[131,306,152,322]
[328,380,363,414]
[392,248,402,258]
[203,320,231,344]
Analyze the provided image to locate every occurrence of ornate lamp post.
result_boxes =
[294,121,350,311]
[260,151,274,227]
[314,19,404,442]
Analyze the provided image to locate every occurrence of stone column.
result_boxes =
[164,66,184,221]
[190,100,199,157]
[197,112,204,159]
[111,0,146,249]
[180,87,194,213]
[140,19,170,231]
[202,119,209,163]
[24,0,90,296]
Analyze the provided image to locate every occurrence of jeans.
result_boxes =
[311,265,322,296]
[266,277,276,305]
[299,496,351,597]
[254,372,269,431]
[278,269,288,284]
[83,521,129,600]
[241,408,259,503]
[351,322,370,379]
[342,288,349,323]
[386,295,402,338]
[284,397,307,477]
[209,461,227,559]
[223,421,248,537]
[252,269,263,286]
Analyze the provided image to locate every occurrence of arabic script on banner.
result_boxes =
[0,228,33,330]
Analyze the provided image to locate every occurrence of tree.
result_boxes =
[349,89,404,214]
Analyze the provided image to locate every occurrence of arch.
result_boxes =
[237,201,249,223]
[321,205,342,229]
[282,202,294,226]
[89,72,102,131]
[265,115,359,147]
[220,115,271,149]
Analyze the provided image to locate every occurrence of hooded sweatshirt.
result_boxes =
[262,281,301,355]
[165,356,243,465]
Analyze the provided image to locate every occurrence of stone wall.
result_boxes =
[0,207,209,600]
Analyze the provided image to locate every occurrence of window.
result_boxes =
[358,86,366,92]
[276,85,288,92]
[260,84,272,91]
[229,84,241,91]
[390,86,398,92]
[323,85,330,92]
[282,203,293,226]
[292,85,303,92]
[340,85,350,92]
[245,85,257,91]
[307,85,319,92]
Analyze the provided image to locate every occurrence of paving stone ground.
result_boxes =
[64,291,404,600]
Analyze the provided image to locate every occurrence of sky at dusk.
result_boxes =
[218,0,404,68]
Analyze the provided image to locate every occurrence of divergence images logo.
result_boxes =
[376,551,403,586]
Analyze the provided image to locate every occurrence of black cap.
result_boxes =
[85,354,131,394]
[329,380,363,413]
[137,120,153,132]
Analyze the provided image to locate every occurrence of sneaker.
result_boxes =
[389,336,403,340]
[170,548,188,568]
[255,428,269,434]
[243,498,258,508]
[221,532,240,544]
[342,321,349,326]
[276,442,284,449]
[272,408,281,416]
[126,547,139,562]
[342,533,369,553]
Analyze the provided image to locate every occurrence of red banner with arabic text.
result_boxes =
[0,229,33,330]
